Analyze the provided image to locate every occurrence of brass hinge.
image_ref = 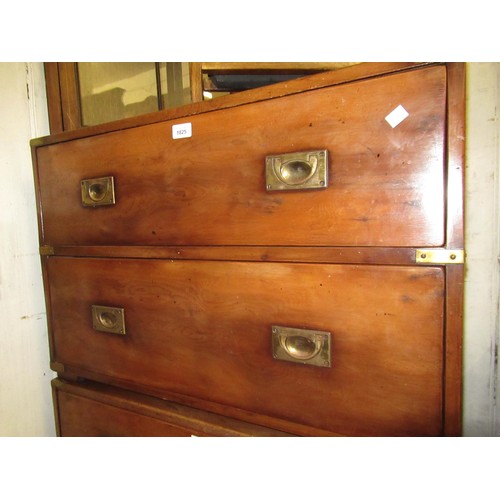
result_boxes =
[416,249,464,264]
[40,245,55,256]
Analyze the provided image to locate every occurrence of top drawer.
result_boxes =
[34,66,446,247]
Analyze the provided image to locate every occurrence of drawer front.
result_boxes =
[53,379,291,437]
[56,387,193,437]
[47,257,445,436]
[36,66,446,247]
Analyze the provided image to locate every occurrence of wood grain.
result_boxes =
[48,257,445,436]
[34,62,431,146]
[53,378,292,436]
[46,244,418,265]
[34,62,465,437]
[36,65,447,248]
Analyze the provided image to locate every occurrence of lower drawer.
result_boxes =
[53,378,292,436]
[47,257,445,436]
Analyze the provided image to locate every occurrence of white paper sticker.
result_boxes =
[172,122,192,139]
[385,105,409,128]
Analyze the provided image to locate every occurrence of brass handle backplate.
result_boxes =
[266,150,328,191]
[91,305,126,335]
[272,325,331,367]
[81,176,115,207]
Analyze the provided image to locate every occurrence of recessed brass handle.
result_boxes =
[266,150,328,191]
[272,326,331,367]
[91,305,126,335]
[281,334,323,360]
[81,176,115,207]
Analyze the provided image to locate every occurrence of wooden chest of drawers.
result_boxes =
[32,62,465,436]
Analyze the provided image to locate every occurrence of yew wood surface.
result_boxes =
[45,245,419,265]
[53,378,292,437]
[57,390,193,437]
[34,62,465,437]
[35,65,446,248]
[36,63,430,142]
[48,257,445,436]
[441,63,466,436]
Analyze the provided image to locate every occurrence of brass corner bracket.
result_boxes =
[416,249,464,265]
[40,245,55,256]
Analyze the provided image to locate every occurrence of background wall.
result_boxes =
[463,62,500,436]
[0,62,54,436]
[0,62,498,436]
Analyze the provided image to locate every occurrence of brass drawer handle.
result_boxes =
[81,176,115,207]
[272,326,331,367]
[91,305,126,335]
[265,150,328,191]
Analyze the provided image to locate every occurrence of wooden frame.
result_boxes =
[443,63,466,436]
[44,63,82,134]
[44,62,360,134]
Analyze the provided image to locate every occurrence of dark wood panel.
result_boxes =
[48,257,445,436]
[46,245,418,265]
[57,391,192,437]
[446,63,466,250]
[35,62,431,145]
[443,265,464,436]
[53,378,292,436]
[43,63,64,134]
[34,62,464,438]
[43,63,82,133]
[442,63,466,436]
[57,63,82,131]
[35,66,446,248]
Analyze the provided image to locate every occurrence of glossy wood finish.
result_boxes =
[42,245,419,265]
[442,64,466,436]
[36,63,430,146]
[47,257,445,436]
[33,63,465,436]
[44,62,362,134]
[43,63,82,133]
[43,63,65,134]
[53,378,292,437]
[35,65,446,248]
[42,62,390,134]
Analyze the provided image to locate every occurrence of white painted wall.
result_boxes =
[0,62,54,436]
[0,62,498,436]
[463,62,500,436]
